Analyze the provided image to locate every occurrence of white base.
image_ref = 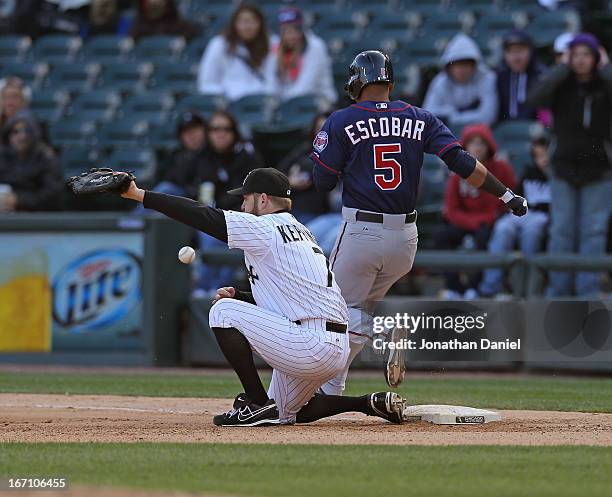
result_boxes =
[403,405,501,425]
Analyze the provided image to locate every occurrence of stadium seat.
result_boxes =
[394,35,446,68]
[49,118,97,148]
[313,12,363,43]
[367,13,414,44]
[0,35,32,64]
[97,61,153,92]
[418,154,448,210]
[61,147,106,178]
[175,93,225,119]
[98,118,151,148]
[526,10,580,47]
[120,92,175,127]
[418,11,475,38]
[70,90,122,123]
[276,95,321,129]
[228,94,276,136]
[183,37,209,62]
[150,61,198,93]
[148,122,179,151]
[252,123,307,168]
[82,35,134,63]
[494,120,543,144]
[46,62,102,93]
[105,148,158,187]
[133,35,187,63]
[452,0,504,14]
[474,12,524,39]
[0,62,49,89]
[30,89,70,123]
[31,35,82,63]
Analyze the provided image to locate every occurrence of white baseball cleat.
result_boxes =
[385,326,407,388]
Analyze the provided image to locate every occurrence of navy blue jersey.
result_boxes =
[310,100,461,214]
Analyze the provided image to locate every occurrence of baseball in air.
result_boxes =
[178,246,196,264]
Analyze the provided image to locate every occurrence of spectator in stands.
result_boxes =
[80,0,132,38]
[496,30,547,122]
[277,112,331,224]
[0,77,32,131]
[423,33,498,129]
[0,110,62,211]
[528,33,612,297]
[433,123,516,299]
[269,7,337,105]
[197,3,276,101]
[12,0,85,38]
[0,0,15,34]
[479,136,551,297]
[130,0,199,41]
[553,32,574,64]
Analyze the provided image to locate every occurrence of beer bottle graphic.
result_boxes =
[0,248,51,352]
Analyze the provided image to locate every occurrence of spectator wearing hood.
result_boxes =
[528,33,612,297]
[496,30,547,122]
[434,123,516,298]
[423,33,498,128]
[130,0,199,41]
[269,7,337,105]
[479,136,552,297]
[0,111,62,211]
[197,3,276,102]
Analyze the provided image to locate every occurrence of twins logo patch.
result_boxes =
[313,131,328,153]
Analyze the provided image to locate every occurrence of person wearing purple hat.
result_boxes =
[495,30,547,122]
[527,33,612,297]
[269,7,337,105]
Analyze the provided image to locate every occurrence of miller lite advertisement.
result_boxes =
[0,233,143,352]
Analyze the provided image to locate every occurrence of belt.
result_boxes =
[355,210,417,224]
[294,320,347,334]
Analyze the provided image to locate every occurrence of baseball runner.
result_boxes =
[113,167,406,426]
[311,51,528,393]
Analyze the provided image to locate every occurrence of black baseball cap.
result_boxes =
[227,168,291,198]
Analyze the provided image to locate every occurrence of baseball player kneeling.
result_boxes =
[120,168,406,426]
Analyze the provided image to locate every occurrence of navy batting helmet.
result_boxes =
[345,50,394,100]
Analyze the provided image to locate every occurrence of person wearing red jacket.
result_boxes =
[434,123,516,298]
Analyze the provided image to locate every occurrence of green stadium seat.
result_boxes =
[0,61,49,89]
[453,0,503,14]
[526,10,580,47]
[105,148,157,187]
[149,122,179,151]
[395,35,446,68]
[31,35,82,63]
[46,62,101,93]
[183,36,210,62]
[133,35,187,63]
[276,95,320,129]
[418,12,475,38]
[474,12,523,38]
[494,119,543,143]
[49,118,97,147]
[312,13,362,43]
[120,92,175,127]
[98,61,153,92]
[61,147,106,178]
[70,90,122,122]
[228,94,276,136]
[175,93,225,119]
[150,61,198,93]
[30,89,70,123]
[82,35,134,63]
[367,13,413,43]
[0,36,32,64]
[98,118,151,148]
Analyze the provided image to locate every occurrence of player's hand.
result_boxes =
[212,286,236,304]
[507,194,528,217]
[120,180,145,202]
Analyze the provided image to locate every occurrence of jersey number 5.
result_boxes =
[373,143,402,190]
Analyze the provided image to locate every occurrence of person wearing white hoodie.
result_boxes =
[423,33,498,127]
[197,4,276,102]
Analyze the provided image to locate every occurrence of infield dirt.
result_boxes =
[1,393,611,446]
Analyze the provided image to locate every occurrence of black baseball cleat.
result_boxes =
[367,392,406,424]
[213,393,281,427]
[385,326,407,388]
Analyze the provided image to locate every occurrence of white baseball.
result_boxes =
[178,246,196,264]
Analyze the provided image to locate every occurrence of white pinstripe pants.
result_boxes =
[209,299,350,423]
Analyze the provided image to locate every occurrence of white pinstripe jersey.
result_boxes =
[224,210,349,323]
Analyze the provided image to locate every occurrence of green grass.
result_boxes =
[1,371,612,412]
[1,443,612,497]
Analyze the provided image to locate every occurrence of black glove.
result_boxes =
[67,168,135,195]
[506,194,528,217]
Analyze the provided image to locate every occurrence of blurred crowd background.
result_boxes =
[0,0,610,299]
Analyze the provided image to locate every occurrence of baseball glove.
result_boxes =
[67,168,135,195]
